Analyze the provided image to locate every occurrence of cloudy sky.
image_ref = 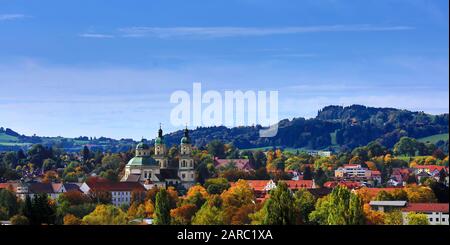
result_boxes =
[0,0,448,140]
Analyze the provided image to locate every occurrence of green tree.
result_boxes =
[309,186,364,225]
[263,182,296,225]
[294,189,316,224]
[204,178,230,195]
[0,189,19,218]
[191,199,225,225]
[154,189,171,225]
[207,140,225,159]
[394,137,419,156]
[406,212,430,225]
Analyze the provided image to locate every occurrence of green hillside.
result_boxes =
[418,133,449,144]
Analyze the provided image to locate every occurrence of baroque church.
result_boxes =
[121,126,196,190]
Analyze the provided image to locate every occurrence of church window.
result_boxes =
[182,174,186,179]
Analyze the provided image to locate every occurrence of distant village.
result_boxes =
[0,128,448,225]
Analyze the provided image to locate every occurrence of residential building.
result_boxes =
[401,203,449,225]
[80,180,146,207]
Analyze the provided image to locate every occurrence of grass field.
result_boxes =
[0,133,19,142]
[418,133,449,144]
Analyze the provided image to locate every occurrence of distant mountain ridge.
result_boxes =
[1,105,449,152]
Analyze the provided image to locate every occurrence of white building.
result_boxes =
[401,203,449,225]
[80,181,146,207]
[369,201,449,225]
[335,164,371,179]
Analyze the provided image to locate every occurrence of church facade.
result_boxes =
[121,127,196,190]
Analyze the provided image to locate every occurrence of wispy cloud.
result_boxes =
[117,24,414,39]
[79,33,115,39]
[0,14,28,21]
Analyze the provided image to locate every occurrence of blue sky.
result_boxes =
[0,0,448,140]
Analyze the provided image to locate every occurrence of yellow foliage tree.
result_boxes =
[63,214,81,225]
[82,204,128,225]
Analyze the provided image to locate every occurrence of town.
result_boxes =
[0,127,448,225]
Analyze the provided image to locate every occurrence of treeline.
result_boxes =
[162,105,449,151]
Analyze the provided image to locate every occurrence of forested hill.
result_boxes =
[1,105,449,152]
[162,105,449,151]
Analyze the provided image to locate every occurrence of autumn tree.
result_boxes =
[170,204,197,225]
[191,197,225,225]
[220,179,255,224]
[82,204,127,225]
[363,204,385,225]
[63,213,82,225]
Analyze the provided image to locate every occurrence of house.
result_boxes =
[15,182,82,200]
[229,179,276,199]
[335,164,371,179]
[389,168,412,186]
[80,180,146,207]
[369,200,449,225]
[214,157,253,171]
[401,203,449,225]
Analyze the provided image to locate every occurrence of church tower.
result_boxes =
[154,125,168,169]
[178,127,195,188]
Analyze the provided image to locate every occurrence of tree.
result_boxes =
[263,182,296,225]
[303,166,313,180]
[153,189,171,225]
[0,189,19,219]
[384,210,403,225]
[309,186,364,225]
[170,204,197,225]
[363,204,385,225]
[405,185,437,203]
[191,198,225,225]
[63,214,82,225]
[82,146,91,164]
[294,189,316,224]
[204,178,230,195]
[10,214,29,225]
[406,212,430,225]
[207,140,225,159]
[82,204,127,225]
[394,137,419,156]
[220,180,255,224]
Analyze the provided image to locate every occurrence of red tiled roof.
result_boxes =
[86,181,146,192]
[371,170,381,176]
[414,165,446,172]
[0,183,18,192]
[402,203,449,213]
[280,180,314,189]
[361,187,404,196]
[230,180,272,192]
[343,164,360,168]
[324,181,361,189]
[214,158,252,171]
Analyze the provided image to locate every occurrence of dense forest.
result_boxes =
[1,105,448,152]
[164,105,449,151]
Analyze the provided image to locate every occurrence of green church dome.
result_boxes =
[136,142,150,150]
[155,137,164,145]
[180,136,190,144]
[127,156,157,166]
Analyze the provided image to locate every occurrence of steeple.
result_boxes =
[181,126,190,144]
[158,123,163,138]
